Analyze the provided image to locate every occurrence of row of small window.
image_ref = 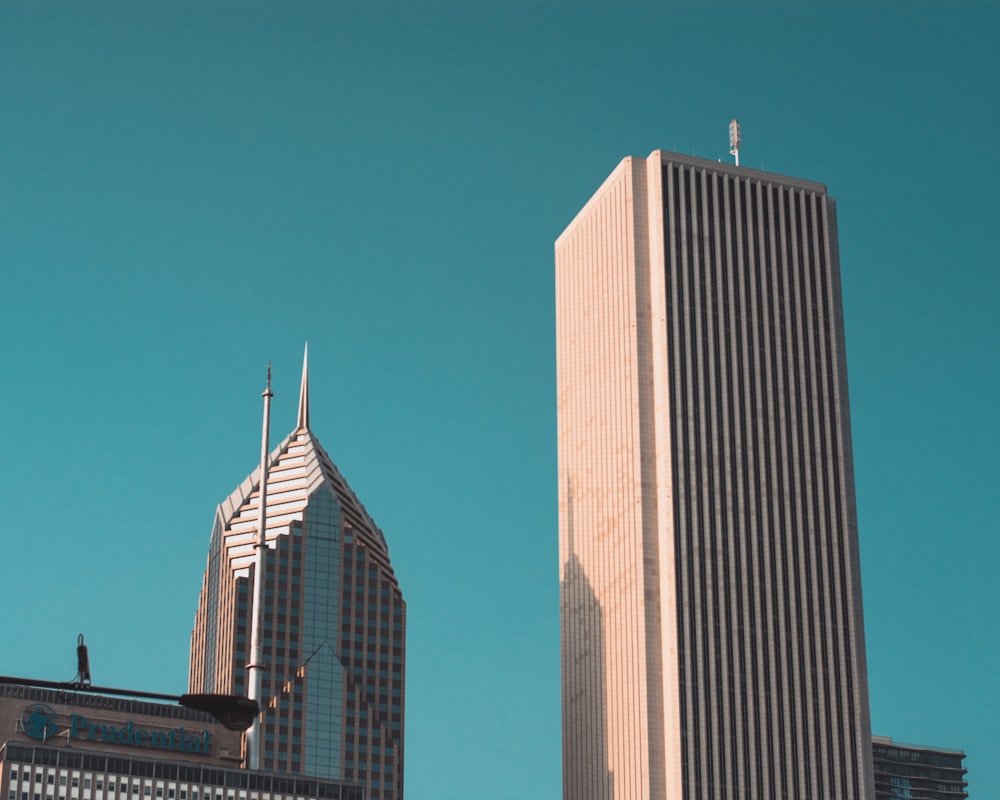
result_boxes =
[340,645,402,663]
[235,619,301,632]
[340,569,382,580]
[338,774,395,792]
[339,615,401,629]
[340,583,392,595]
[345,655,403,669]
[232,643,301,663]
[261,733,302,744]
[7,791,337,800]
[340,596,403,608]
[343,723,402,738]
[9,778,209,800]
[348,667,397,680]
[332,774,395,790]
[11,775,83,788]
[344,633,395,646]
[6,782,329,800]
[9,791,209,800]
[4,770,307,800]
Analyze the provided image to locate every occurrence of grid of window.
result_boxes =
[0,745,360,800]
[302,489,343,779]
[872,741,968,800]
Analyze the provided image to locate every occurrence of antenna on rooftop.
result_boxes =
[729,119,741,167]
[246,363,273,770]
[75,634,91,686]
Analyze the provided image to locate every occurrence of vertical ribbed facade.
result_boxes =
[556,151,873,800]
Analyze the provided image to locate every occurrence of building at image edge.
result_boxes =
[0,684,361,800]
[872,736,968,800]
[189,352,405,800]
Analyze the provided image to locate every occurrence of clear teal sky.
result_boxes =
[2,2,997,798]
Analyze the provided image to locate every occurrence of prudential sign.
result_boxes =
[19,704,212,755]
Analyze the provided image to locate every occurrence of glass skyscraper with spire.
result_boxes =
[189,350,405,800]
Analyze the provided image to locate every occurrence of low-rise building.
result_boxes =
[872,735,968,800]
[1,684,361,800]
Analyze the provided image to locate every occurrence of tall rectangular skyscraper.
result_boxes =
[190,351,405,800]
[556,151,873,800]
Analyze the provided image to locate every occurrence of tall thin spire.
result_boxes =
[297,342,310,431]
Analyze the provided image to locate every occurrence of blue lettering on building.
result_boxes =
[20,705,210,755]
[67,716,211,754]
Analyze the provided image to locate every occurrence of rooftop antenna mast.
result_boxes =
[246,364,273,770]
[729,119,742,167]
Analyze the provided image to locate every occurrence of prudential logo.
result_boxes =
[20,704,61,741]
[16,704,212,756]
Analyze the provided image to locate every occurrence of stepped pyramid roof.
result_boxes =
[213,345,394,581]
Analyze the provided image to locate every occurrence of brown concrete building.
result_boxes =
[0,684,360,800]
[189,351,404,800]
[556,151,873,799]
